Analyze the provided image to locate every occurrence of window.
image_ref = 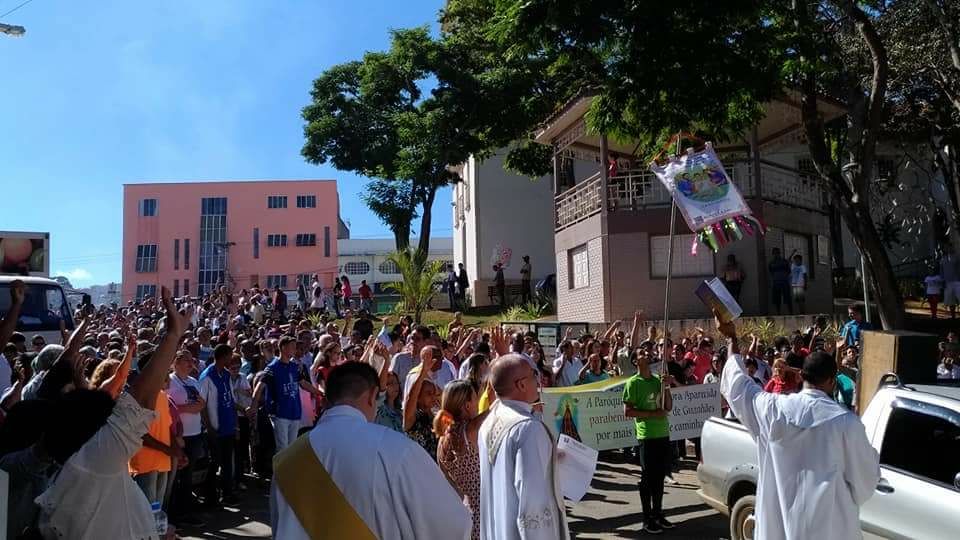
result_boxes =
[876,157,897,180]
[184,239,190,270]
[173,279,180,298]
[650,234,714,278]
[296,233,317,247]
[201,197,227,215]
[797,157,817,180]
[379,260,399,274]
[344,261,370,275]
[267,234,288,247]
[879,400,960,489]
[183,279,190,296]
[139,198,158,217]
[268,195,288,209]
[266,275,288,289]
[324,226,331,257]
[297,274,312,287]
[296,195,317,208]
[569,244,589,289]
[135,244,158,273]
[174,239,180,270]
[253,228,259,259]
[135,284,157,301]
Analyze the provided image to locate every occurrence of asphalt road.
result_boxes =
[180,451,729,539]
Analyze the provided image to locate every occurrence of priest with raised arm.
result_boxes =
[479,353,568,540]
[715,311,880,540]
[271,361,470,540]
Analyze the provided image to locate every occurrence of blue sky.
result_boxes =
[0,0,451,287]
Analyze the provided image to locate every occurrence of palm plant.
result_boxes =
[384,249,444,324]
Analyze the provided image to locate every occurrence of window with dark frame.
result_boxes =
[879,403,960,488]
[267,195,288,209]
[184,239,190,270]
[324,226,331,257]
[135,244,158,273]
[253,228,260,259]
[296,233,317,247]
[139,198,158,217]
[296,195,317,208]
[174,239,180,270]
[267,234,288,247]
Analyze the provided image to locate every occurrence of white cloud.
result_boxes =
[56,268,94,284]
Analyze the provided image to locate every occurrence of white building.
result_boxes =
[337,237,453,312]
[452,151,558,306]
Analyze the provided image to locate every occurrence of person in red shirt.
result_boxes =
[684,339,714,382]
[358,280,373,312]
[763,359,799,394]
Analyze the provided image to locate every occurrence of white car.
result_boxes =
[697,374,960,540]
[0,275,75,345]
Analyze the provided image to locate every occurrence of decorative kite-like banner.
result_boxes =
[649,142,765,254]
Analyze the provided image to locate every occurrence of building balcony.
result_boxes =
[554,159,823,231]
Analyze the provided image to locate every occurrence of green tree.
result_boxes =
[384,250,445,324]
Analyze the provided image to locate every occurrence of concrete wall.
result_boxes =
[454,152,558,306]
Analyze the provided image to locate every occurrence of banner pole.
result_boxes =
[659,133,681,406]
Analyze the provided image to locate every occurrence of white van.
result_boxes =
[0,276,75,345]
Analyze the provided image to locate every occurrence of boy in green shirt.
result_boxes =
[622,346,675,534]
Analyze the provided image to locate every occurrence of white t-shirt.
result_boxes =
[553,355,584,387]
[168,373,203,436]
[925,275,945,296]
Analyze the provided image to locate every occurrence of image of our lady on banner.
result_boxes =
[649,141,765,253]
[553,394,582,442]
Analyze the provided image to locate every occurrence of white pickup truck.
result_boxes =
[697,374,960,540]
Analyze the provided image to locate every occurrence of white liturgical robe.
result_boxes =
[271,405,471,540]
[721,354,880,540]
[479,399,569,540]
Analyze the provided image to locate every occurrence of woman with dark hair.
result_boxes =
[403,349,442,461]
[463,353,489,394]
[528,343,553,387]
[34,287,192,539]
[341,275,353,312]
[375,372,403,432]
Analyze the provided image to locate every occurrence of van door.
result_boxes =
[861,398,960,539]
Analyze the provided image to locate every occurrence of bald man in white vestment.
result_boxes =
[479,353,568,540]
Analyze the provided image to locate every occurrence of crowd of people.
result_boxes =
[1,269,956,539]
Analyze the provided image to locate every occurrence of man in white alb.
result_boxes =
[479,353,568,540]
[271,362,470,540]
[716,312,880,540]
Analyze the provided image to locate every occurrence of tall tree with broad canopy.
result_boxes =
[449,0,931,329]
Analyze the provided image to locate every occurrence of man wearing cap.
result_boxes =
[716,312,880,540]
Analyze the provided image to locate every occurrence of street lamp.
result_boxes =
[842,161,871,323]
[0,23,25,37]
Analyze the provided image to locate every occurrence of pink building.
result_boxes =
[122,180,341,302]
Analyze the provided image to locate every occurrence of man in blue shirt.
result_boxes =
[840,304,871,349]
[248,336,322,452]
[199,343,238,506]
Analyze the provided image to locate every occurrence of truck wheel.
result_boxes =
[730,494,757,540]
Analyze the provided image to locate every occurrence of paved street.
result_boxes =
[180,450,728,539]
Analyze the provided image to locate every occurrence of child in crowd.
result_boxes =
[763,359,799,394]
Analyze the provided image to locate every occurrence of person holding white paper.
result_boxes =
[479,354,568,540]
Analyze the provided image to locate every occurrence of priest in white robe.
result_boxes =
[479,353,568,540]
[716,314,880,540]
[271,362,470,540]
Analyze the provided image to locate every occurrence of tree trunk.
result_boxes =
[837,194,906,329]
[415,184,439,266]
[393,222,411,252]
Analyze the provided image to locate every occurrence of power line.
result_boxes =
[0,0,36,19]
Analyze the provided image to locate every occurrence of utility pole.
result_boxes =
[0,23,25,36]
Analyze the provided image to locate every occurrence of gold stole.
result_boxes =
[273,436,377,540]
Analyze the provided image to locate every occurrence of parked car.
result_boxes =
[698,374,960,540]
